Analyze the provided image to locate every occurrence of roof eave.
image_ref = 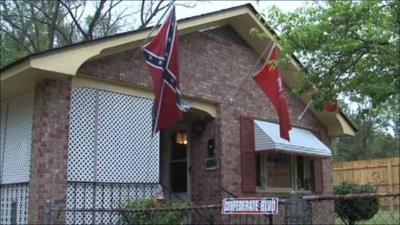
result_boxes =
[0,3,356,137]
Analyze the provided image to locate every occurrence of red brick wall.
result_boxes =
[189,119,221,204]
[79,31,334,223]
[28,78,71,225]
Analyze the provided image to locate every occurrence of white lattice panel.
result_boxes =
[0,183,29,225]
[67,87,161,224]
[67,88,159,183]
[0,102,6,183]
[97,90,159,183]
[67,88,97,182]
[66,182,95,225]
[1,93,34,184]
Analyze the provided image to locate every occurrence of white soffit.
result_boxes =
[254,120,331,157]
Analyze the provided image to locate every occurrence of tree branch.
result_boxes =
[60,0,89,40]
[48,0,61,48]
[28,2,41,49]
[6,12,70,45]
[0,26,32,54]
[1,13,38,52]
[139,0,172,28]
[87,0,106,39]
[140,0,146,26]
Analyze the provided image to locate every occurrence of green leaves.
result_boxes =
[263,1,399,112]
[334,182,379,225]
[120,198,189,225]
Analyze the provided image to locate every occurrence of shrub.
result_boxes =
[334,182,379,225]
[119,198,188,225]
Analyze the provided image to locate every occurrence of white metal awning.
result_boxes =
[254,120,331,157]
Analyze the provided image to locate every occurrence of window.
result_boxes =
[256,153,315,192]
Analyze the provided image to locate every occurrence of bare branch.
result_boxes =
[48,0,61,48]
[60,0,89,40]
[97,0,126,36]
[68,23,75,43]
[28,2,40,49]
[101,0,123,19]
[5,12,71,45]
[11,0,39,51]
[140,0,146,26]
[1,13,38,52]
[74,1,86,28]
[106,8,131,33]
[0,26,32,54]
[87,0,106,39]
[139,0,173,28]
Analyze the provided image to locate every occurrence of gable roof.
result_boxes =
[0,3,356,137]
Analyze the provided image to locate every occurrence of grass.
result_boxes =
[335,210,400,225]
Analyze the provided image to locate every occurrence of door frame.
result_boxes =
[160,123,192,201]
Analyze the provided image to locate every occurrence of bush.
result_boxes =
[119,198,188,225]
[334,182,379,225]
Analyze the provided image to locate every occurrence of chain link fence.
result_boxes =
[43,191,399,225]
[306,193,399,225]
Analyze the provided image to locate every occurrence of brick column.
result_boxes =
[28,78,71,225]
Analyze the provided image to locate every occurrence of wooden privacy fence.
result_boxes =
[333,157,400,210]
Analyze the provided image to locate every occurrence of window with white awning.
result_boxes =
[250,120,328,193]
[254,120,331,157]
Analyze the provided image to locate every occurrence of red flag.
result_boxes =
[324,102,339,112]
[143,6,183,134]
[253,46,292,141]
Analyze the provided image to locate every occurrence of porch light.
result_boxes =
[176,131,188,145]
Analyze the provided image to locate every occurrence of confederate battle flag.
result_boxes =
[143,6,183,134]
[253,45,292,141]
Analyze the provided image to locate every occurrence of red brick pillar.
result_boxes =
[28,78,71,225]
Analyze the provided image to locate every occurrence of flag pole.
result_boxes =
[228,41,274,104]
[131,1,175,62]
[137,1,174,193]
[298,100,312,120]
[141,1,175,46]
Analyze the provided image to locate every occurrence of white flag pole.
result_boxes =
[298,100,313,120]
[131,1,175,62]
[228,41,274,104]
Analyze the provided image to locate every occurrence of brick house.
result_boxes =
[0,4,356,225]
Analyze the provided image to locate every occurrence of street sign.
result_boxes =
[222,197,279,215]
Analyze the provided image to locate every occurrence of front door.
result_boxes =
[161,126,191,201]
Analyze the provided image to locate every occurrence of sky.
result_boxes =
[115,1,308,29]
[175,1,306,19]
